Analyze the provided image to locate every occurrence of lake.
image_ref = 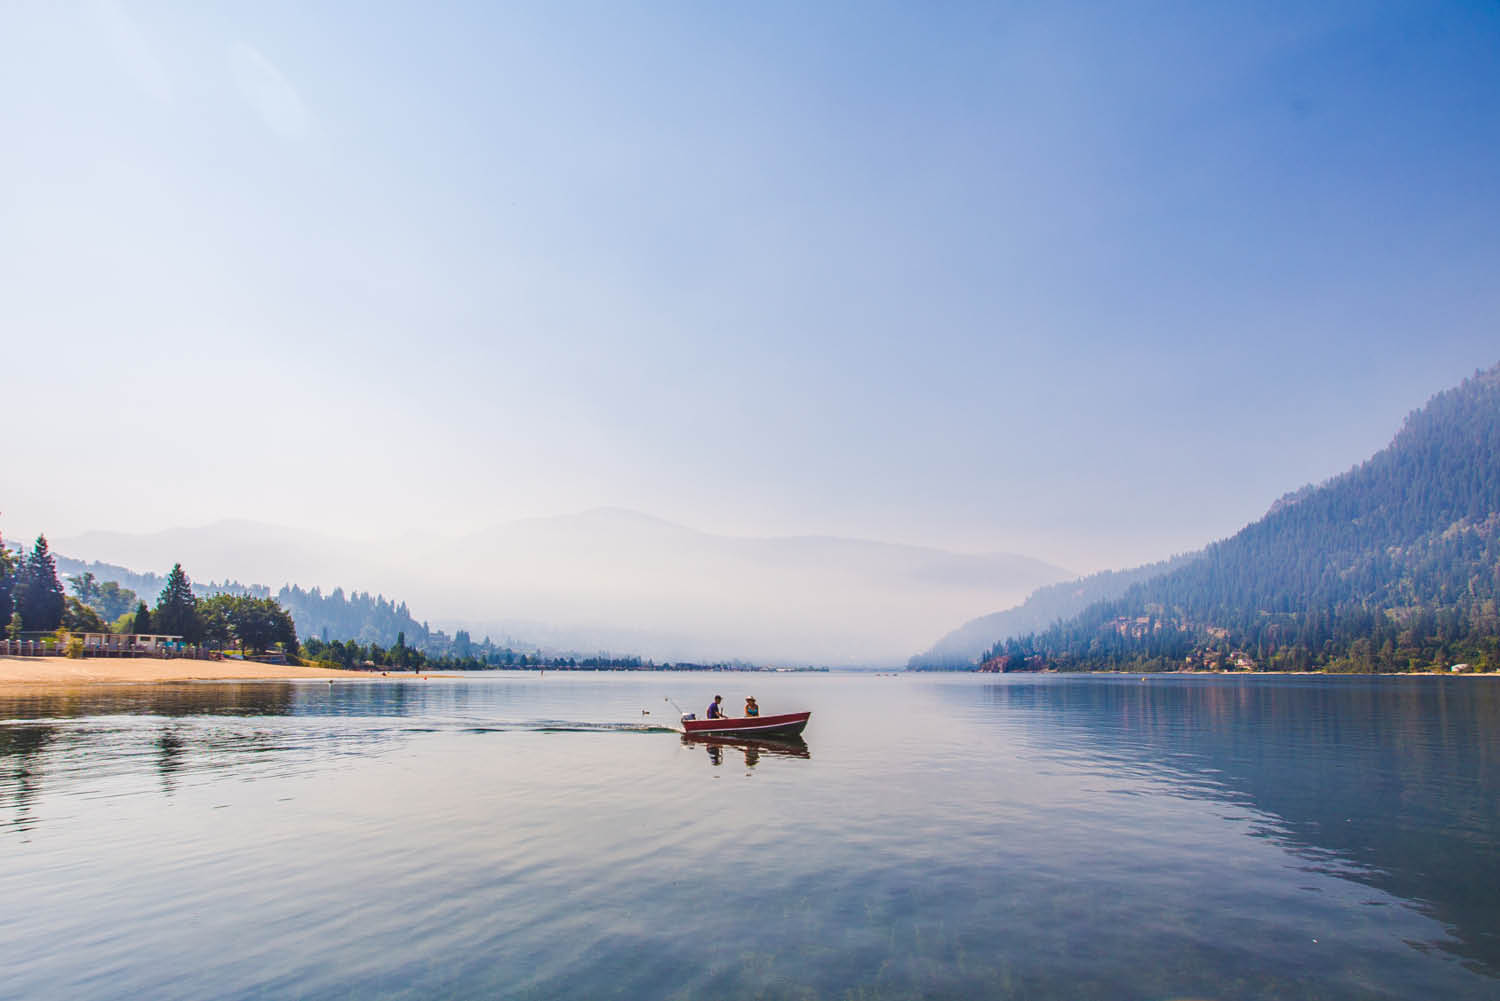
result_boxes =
[1,672,1496,1000]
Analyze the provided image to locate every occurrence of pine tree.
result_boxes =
[15,536,65,632]
[0,531,16,634]
[153,563,201,641]
[132,601,153,634]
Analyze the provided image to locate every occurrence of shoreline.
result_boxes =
[963,668,1500,677]
[0,655,401,687]
[6,657,1495,686]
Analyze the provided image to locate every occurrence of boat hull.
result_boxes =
[681,710,810,738]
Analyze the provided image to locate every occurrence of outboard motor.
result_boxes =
[680,713,696,723]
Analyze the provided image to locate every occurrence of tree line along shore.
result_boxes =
[0,531,772,677]
[2,534,297,659]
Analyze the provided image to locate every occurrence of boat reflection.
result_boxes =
[682,732,811,767]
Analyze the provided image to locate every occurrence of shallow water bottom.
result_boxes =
[1,672,1495,1000]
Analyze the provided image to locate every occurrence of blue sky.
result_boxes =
[3,0,1499,572]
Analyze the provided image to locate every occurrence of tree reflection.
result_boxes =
[970,676,1500,977]
[157,727,185,795]
[0,725,55,836]
[0,680,429,835]
[0,682,301,721]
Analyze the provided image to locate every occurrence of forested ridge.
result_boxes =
[987,364,1500,673]
[19,553,450,653]
[908,552,1198,669]
[4,543,647,669]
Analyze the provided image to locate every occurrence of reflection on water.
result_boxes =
[0,724,53,834]
[683,732,812,767]
[156,726,186,794]
[0,681,681,828]
[0,684,411,830]
[964,675,1500,977]
[0,680,303,720]
[1,672,1496,1001]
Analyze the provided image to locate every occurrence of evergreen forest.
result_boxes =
[2,537,649,670]
[983,364,1500,674]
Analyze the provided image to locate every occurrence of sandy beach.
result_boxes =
[0,655,384,686]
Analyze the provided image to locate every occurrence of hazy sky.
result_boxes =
[4,0,1499,573]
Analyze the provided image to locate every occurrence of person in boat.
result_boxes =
[744,696,759,717]
[706,695,726,719]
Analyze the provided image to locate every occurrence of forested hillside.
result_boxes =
[273,584,431,647]
[989,364,1500,673]
[35,553,521,660]
[50,555,163,607]
[909,553,1198,668]
[41,555,435,649]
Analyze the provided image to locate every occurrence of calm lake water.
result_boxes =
[1,672,1496,1000]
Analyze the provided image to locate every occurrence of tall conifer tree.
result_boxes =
[0,531,16,633]
[15,535,65,632]
[153,563,201,641]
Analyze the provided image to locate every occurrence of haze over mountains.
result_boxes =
[52,361,1500,671]
[41,361,1500,671]
[909,553,1201,669]
[56,509,1069,666]
[961,363,1500,673]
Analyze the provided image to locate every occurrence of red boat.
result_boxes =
[680,710,810,738]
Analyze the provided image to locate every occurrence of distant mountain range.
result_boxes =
[53,509,1070,665]
[39,359,1500,670]
[978,362,1500,672]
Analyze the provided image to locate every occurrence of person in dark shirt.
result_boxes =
[706,695,726,719]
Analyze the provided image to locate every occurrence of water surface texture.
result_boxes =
[1,672,1495,1000]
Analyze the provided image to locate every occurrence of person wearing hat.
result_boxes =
[744,696,760,718]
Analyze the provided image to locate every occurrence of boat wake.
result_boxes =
[464,721,679,735]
